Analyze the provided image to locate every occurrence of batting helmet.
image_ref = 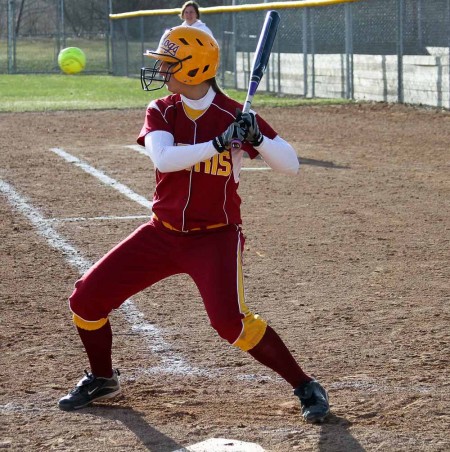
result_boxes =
[141,26,219,91]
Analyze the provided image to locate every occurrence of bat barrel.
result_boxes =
[232,10,281,151]
[252,11,280,81]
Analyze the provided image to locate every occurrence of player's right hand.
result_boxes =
[235,110,264,147]
[212,121,248,153]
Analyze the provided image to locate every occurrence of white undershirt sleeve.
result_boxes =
[255,135,300,175]
[144,130,299,175]
[144,131,217,173]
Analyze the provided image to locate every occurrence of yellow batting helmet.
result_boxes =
[141,26,219,90]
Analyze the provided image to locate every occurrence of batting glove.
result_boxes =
[212,121,248,153]
[236,110,264,147]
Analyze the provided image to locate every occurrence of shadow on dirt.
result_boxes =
[318,414,365,451]
[81,405,183,452]
[298,157,350,169]
[247,153,349,169]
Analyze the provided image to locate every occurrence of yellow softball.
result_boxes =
[58,47,86,75]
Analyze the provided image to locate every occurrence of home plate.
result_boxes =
[173,437,265,451]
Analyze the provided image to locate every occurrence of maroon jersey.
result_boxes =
[137,91,277,232]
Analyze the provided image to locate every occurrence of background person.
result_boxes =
[58,26,330,424]
[179,1,213,36]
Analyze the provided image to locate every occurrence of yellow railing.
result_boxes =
[109,0,362,20]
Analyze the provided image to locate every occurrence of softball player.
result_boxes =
[58,26,330,423]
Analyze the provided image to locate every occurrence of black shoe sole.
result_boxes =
[58,388,121,412]
[303,411,330,423]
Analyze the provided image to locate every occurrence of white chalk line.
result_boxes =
[2,147,438,432]
[1,172,269,451]
[0,377,436,415]
[5,148,441,400]
[0,178,198,377]
[125,144,272,171]
[44,214,150,223]
[2,150,273,382]
[0,179,91,273]
[126,144,148,156]
[46,148,276,381]
[50,147,153,209]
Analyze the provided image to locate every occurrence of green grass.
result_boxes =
[0,74,350,113]
[0,75,157,112]
[0,37,109,73]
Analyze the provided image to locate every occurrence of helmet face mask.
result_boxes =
[141,59,183,91]
[141,26,219,91]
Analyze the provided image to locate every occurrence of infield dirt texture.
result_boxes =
[1,103,449,451]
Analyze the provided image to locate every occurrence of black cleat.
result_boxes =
[294,379,330,423]
[58,369,121,411]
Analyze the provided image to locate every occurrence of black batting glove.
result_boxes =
[236,109,264,147]
[212,121,248,153]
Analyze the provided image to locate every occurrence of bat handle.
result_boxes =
[230,98,253,150]
[231,139,242,150]
[242,99,252,114]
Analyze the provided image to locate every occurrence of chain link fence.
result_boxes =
[2,0,449,108]
[0,0,228,74]
[1,0,112,74]
[110,0,450,109]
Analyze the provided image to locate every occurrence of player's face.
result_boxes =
[158,61,185,94]
[182,6,198,25]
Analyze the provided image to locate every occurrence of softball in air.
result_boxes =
[58,47,86,74]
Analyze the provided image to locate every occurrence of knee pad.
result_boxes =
[72,313,108,331]
[232,313,267,351]
[214,312,267,352]
[69,279,108,331]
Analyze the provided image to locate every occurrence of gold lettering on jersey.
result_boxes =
[217,153,231,176]
[190,151,232,176]
[202,158,211,173]
[211,154,219,175]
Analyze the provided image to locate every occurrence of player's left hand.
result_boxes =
[212,121,248,153]
[236,109,264,147]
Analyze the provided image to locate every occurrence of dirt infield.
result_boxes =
[1,103,449,451]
